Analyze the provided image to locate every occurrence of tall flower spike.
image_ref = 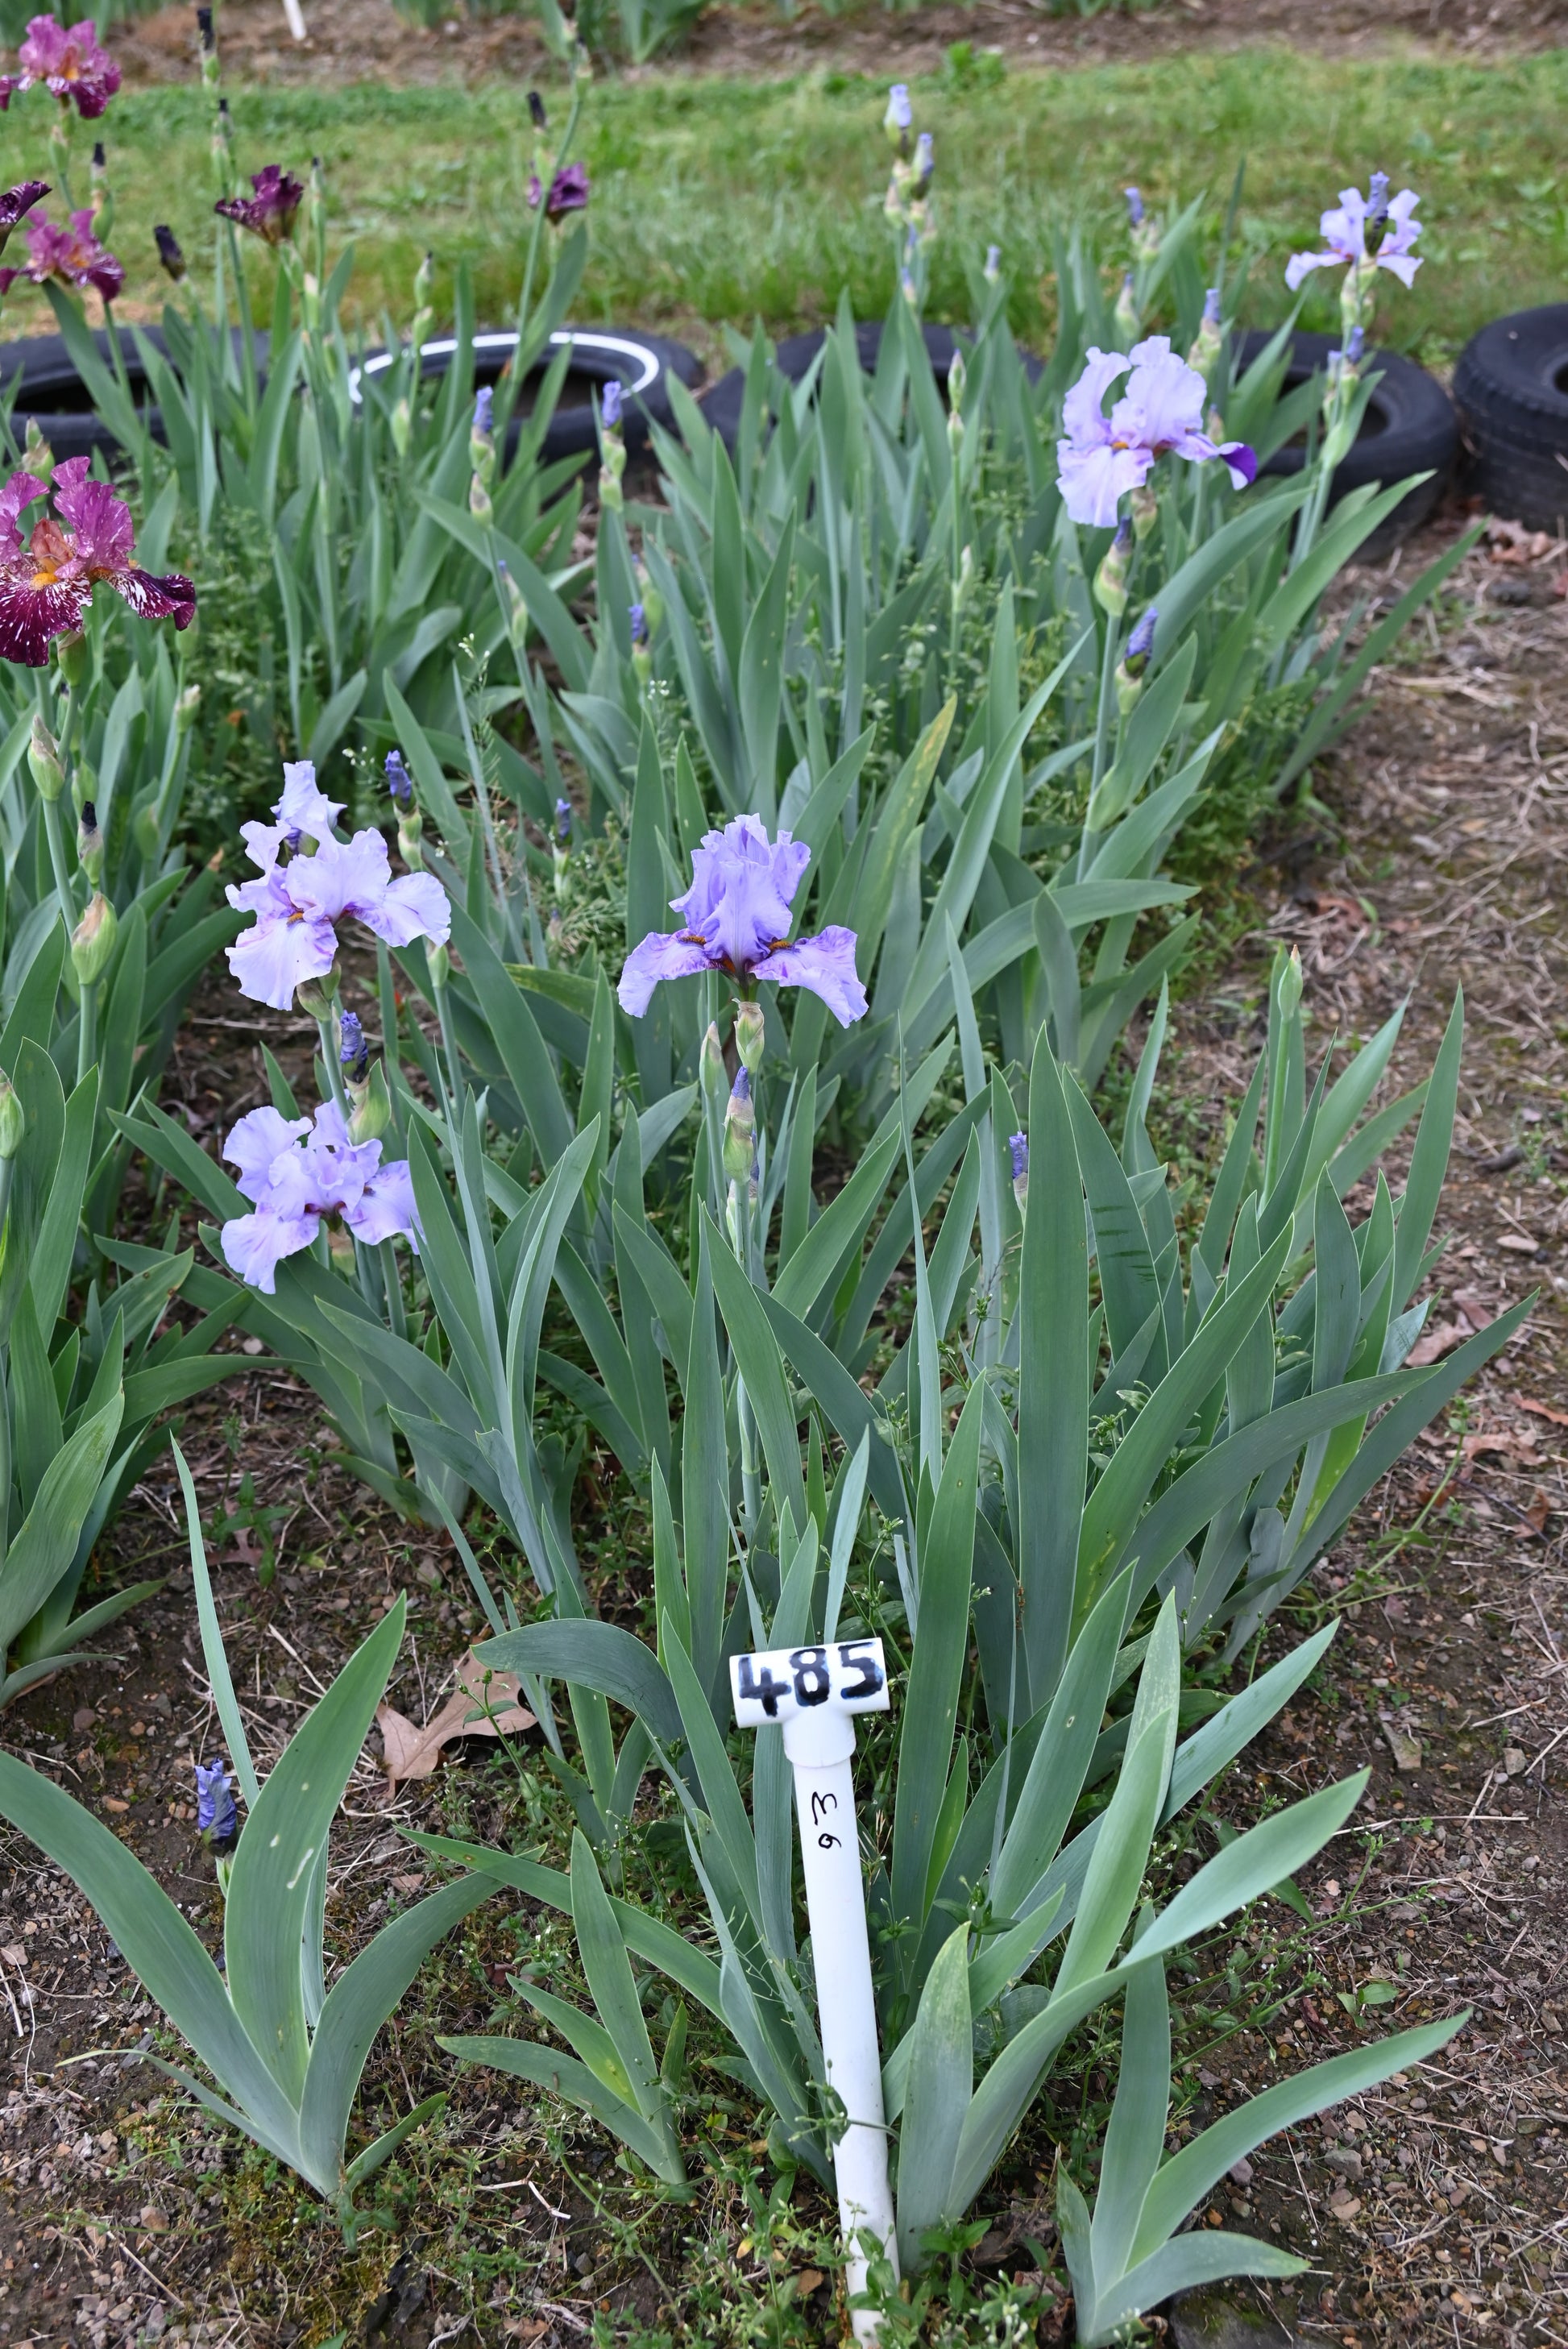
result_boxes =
[618,813,868,1029]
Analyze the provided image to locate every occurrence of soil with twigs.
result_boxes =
[110,0,1568,95]
[0,504,1564,2347]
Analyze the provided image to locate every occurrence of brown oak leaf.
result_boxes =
[376,1651,535,1792]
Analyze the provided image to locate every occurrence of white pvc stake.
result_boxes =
[280,0,308,40]
[731,1636,898,2341]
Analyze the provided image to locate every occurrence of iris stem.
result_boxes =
[77,977,97,1089]
[315,1012,384,1322]
[433,980,464,1116]
[39,792,78,951]
[728,1173,761,1545]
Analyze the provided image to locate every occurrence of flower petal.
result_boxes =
[617,928,716,1016]
[1061,347,1130,450]
[1284,249,1341,291]
[274,758,343,844]
[0,570,88,665]
[1219,441,1257,490]
[359,869,451,949]
[113,566,197,629]
[285,828,390,926]
[754,925,868,1027]
[220,1207,317,1293]
[345,1157,421,1250]
[1056,438,1147,530]
[222,1104,310,1202]
[226,907,338,1012]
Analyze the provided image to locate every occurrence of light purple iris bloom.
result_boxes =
[618,814,868,1030]
[220,1100,421,1293]
[226,762,450,1012]
[195,1758,236,1841]
[1285,178,1422,293]
[1056,336,1257,529]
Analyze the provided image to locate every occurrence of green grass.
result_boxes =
[5,46,1566,359]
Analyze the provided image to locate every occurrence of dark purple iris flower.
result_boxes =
[216,164,305,247]
[0,204,122,301]
[618,813,867,1030]
[0,15,121,118]
[0,459,194,667]
[528,161,590,225]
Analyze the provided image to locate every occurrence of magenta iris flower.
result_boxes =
[1285,177,1421,293]
[1056,336,1256,530]
[0,16,121,118]
[220,1101,421,1293]
[0,203,122,301]
[226,761,450,1012]
[0,459,194,666]
[618,814,867,1029]
[0,181,48,255]
[528,162,590,225]
[216,164,305,247]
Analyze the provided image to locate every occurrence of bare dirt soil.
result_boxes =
[112,0,1568,96]
[0,506,1564,2349]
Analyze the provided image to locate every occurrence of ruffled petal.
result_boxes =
[0,469,48,554]
[220,1207,317,1293]
[1061,347,1130,450]
[616,929,716,1017]
[1219,441,1257,489]
[238,819,288,874]
[285,828,390,926]
[359,868,451,949]
[344,1157,421,1249]
[226,907,338,1012]
[754,925,868,1027]
[1056,438,1148,530]
[274,758,344,844]
[1375,252,1422,288]
[222,1104,310,1202]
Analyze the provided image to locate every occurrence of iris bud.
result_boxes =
[426,940,450,991]
[176,682,201,732]
[1093,517,1133,618]
[77,799,104,886]
[28,714,64,801]
[1130,482,1159,542]
[23,416,53,484]
[0,1071,24,1162]
[295,965,341,1019]
[722,1067,756,1182]
[56,631,88,690]
[71,893,118,986]
[700,1021,728,1105]
[348,1059,392,1147]
[735,1000,765,1073]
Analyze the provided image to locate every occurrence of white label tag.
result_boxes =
[730,1637,890,1728]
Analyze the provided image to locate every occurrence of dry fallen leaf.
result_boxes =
[1524,1486,1552,1536]
[1407,1321,1466,1367]
[1327,2191,1362,2222]
[376,1650,536,1792]
[1517,1394,1568,1429]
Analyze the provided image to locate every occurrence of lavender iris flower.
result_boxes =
[1124,185,1144,227]
[618,814,868,1029]
[628,600,647,645]
[195,1759,237,1843]
[886,83,912,135]
[601,379,623,431]
[385,749,413,804]
[1285,177,1422,292]
[220,1099,421,1293]
[1056,336,1257,530]
[226,762,449,1013]
[1008,1131,1028,1180]
[554,795,572,841]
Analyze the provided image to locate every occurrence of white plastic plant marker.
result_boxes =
[730,1636,898,2341]
[281,0,308,40]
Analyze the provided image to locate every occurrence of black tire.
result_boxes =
[1452,306,1568,533]
[699,320,1043,449]
[1237,327,1456,552]
[0,326,271,464]
[350,326,703,464]
[0,326,170,463]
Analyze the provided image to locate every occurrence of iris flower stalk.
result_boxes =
[498,72,587,451]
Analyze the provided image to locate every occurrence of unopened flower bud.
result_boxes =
[348,1057,392,1147]
[1187,285,1223,377]
[23,416,53,484]
[390,394,412,457]
[1130,481,1159,542]
[470,385,496,485]
[950,542,974,620]
[1274,943,1304,1025]
[426,940,450,991]
[1115,606,1157,715]
[338,1006,369,1084]
[468,472,494,525]
[77,799,103,885]
[56,630,88,690]
[700,1020,728,1104]
[1093,517,1133,618]
[884,82,911,152]
[983,243,1001,284]
[1114,270,1139,341]
[735,1000,765,1073]
[397,808,424,870]
[28,713,64,801]
[413,248,433,307]
[153,225,184,289]
[71,891,118,986]
[89,143,113,242]
[1008,1129,1028,1213]
[497,558,528,649]
[0,1070,23,1162]
[632,562,662,638]
[295,965,341,1019]
[176,682,201,732]
[722,1066,756,1181]
[529,89,548,130]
